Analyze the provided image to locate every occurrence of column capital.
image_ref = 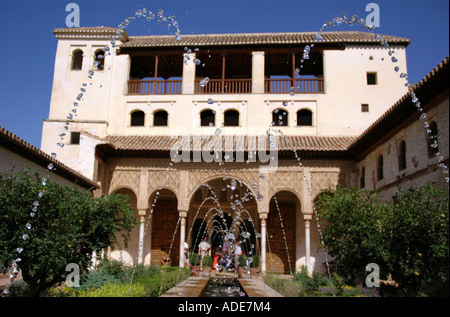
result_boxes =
[259,212,268,220]
[138,209,147,216]
[179,210,188,218]
[303,214,312,220]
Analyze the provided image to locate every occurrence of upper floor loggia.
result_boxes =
[114,31,410,96]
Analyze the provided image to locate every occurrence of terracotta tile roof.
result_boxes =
[53,26,128,40]
[120,31,410,48]
[52,27,410,48]
[0,126,98,189]
[100,134,356,156]
[348,56,449,158]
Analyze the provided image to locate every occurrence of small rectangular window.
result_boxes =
[70,132,80,145]
[361,104,369,112]
[367,72,377,85]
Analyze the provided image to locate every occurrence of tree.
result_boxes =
[314,186,390,282]
[315,184,449,296]
[0,168,138,296]
[385,185,449,295]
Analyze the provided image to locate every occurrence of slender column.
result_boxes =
[260,213,268,273]
[182,52,196,94]
[252,51,265,93]
[138,215,146,264]
[179,211,187,267]
[221,55,226,93]
[304,215,312,274]
[153,55,159,94]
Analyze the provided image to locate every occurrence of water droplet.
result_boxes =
[209,122,214,127]
[314,33,324,42]
[200,77,210,87]
[30,212,36,218]
[22,234,28,240]
[193,58,201,65]
[256,192,263,201]
[41,178,47,186]
[33,201,39,207]
[38,191,45,198]
[25,223,31,230]
[394,66,399,72]
[16,247,23,254]
[51,153,57,159]
[207,98,214,104]
[76,93,83,101]
[230,179,237,191]
[282,101,288,107]
[215,128,221,136]
[420,113,427,120]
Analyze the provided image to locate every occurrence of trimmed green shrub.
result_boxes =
[202,255,213,267]
[189,253,200,266]
[76,282,147,297]
[8,280,30,297]
[238,254,247,267]
[250,254,260,268]
[80,271,122,290]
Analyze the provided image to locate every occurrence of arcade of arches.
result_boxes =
[104,160,349,274]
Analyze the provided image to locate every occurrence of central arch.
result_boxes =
[187,176,259,261]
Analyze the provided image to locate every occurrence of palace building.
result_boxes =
[40,26,448,274]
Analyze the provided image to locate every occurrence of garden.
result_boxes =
[1,168,448,297]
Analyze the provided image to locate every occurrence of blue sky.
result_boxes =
[0,0,448,148]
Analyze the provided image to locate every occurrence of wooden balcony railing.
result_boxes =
[127,78,324,95]
[128,80,182,94]
[265,78,324,94]
[195,79,252,94]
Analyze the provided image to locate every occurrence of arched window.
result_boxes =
[130,110,145,126]
[201,109,215,127]
[428,121,439,157]
[224,110,239,127]
[72,50,83,70]
[398,140,407,170]
[377,155,384,181]
[297,109,312,126]
[272,109,288,126]
[360,166,366,189]
[154,110,168,126]
[94,50,105,70]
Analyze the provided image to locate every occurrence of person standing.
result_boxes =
[198,236,211,271]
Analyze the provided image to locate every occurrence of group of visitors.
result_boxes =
[184,232,249,274]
